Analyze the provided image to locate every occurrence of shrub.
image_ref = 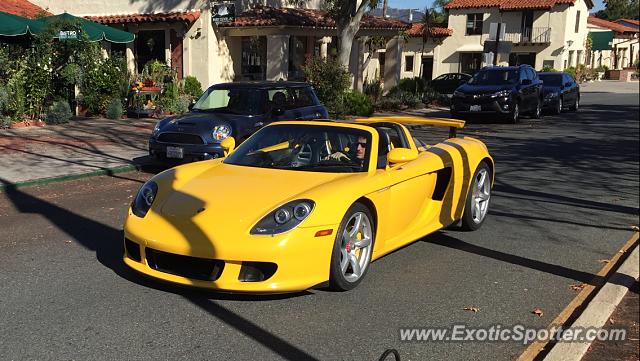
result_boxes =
[422,86,443,105]
[0,116,10,129]
[46,100,72,124]
[376,97,402,111]
[183,75,203,99]
[105,98,123,120]
[595,65,609,73]
[397,77,426,94]
[541,65,558,72]
[303,57,351,117]
[83,55,129,115]
[394,91,422,108]
[363,78,382,103]
[564,66,577,80]
[343,91,374,117]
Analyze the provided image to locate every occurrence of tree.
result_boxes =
[418,8,440,83]
[431,0,450,24]
[595,0,639,20]
[290,0,380,67]
[382,0,388,17]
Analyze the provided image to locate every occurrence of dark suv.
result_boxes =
[450,65,543,123]
[149,82,329,162]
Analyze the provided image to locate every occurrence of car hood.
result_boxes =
[157,163,351,229]
[456,84,514,94]
[159,112,259,134]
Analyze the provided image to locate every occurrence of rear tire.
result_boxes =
[329,203,375,291]
[553,97,563,115]
[569,96,579,111]
[460,162,492,231]
[531,98,542,119]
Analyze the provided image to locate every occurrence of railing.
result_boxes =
[503,27,551,44]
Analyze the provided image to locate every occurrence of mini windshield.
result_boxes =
[469,69,519,85]
[538,74,562,86]
[192,88,265,114]
[224,124,372,173]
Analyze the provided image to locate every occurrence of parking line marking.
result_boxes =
[517,231,639,361]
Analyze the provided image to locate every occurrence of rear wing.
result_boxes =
[355,116,465,138]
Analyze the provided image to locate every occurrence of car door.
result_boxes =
[563,74,577,103]
[519,68,534,111]
[528,68,542,104]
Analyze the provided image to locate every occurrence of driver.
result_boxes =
[324,136,368,166]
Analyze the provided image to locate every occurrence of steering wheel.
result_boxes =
[291,142,313,167]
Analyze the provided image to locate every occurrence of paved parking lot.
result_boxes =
[0,84,638,360]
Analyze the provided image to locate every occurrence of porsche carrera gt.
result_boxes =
[123,117,494,292]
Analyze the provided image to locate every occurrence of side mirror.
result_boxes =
[272,107,285,117]
[521,79,532,85]
[221,137,236,156]
[387,148,418,167]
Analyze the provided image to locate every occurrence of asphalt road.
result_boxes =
[1,88,638,361]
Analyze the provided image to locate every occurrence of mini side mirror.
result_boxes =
[272,107,285,117]
[221,137,236,156]
[387,148,418,167]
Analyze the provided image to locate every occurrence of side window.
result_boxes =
[290,87,316,108]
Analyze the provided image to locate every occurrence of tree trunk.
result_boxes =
[336,0,370,69]
[382,0,388,17]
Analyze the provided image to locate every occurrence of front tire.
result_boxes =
[507,102,520,123]
[553,97,563,115]
[329,203,375,291]
[531,98,542,119]
[461,162,492,231]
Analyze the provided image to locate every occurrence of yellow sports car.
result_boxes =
[123,117,494,292]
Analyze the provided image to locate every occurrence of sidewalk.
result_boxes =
[0,117,157,187]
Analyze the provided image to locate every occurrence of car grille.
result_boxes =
[463,93,493,104]
[157,132,204,145]
[145,248,224,281]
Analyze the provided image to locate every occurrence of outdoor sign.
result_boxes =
[59,30,78,41]
[211,1,235,25]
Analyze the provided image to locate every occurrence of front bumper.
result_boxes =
[451,97,513,115]
[123,210,339,293]
[149,137,225,162]
[543,97,560,109]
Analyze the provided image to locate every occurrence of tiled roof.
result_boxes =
[86,11,200,24]
[406,23,453,37]
[0,0,50,18]
[615,18,640,26]
[588,16,638,33]
[445,0,592,10]
[218,6,408,30]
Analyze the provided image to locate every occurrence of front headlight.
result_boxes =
[212,124,232,141]
[492,90,511,98]
[152,123,161,137]
[131,181,158,218]
[545,92,559,99]
[453,90,464,97]
[251,199,315,235]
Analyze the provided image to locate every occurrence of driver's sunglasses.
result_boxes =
[356,142,367,148]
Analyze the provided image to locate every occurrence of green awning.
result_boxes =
[42,13,134,43]
[590,31,614,51]
[0,11,44,36]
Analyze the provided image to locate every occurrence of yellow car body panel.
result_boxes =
[123,119,493,292]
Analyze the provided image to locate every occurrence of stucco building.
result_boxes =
[587,16,639,70]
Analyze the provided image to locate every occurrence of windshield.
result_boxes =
[193,88,265,114]
[469,69,519,85]
[538,74,562,87]
[224,124,372,173]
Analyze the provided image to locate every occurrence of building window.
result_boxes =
[466,13,484,35]
[543,60,555,69]
[241,36,267,81]
[405,55,414,72]
[568,50,574,67]
[460,52,482,74]
[136,30,166,72]
[575,11,581,33]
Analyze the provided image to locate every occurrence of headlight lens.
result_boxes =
[545,92,559,99]
[492,90,511,98]
[212,124,232,141]
[152,123,161,136]
[251,199,315,235]
[131,181,158,218]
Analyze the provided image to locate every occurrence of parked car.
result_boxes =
[428,73,471,95]
[125,116,493,292]
[149,81,329,162]
[538,72,580,114]
[450,65,543,123]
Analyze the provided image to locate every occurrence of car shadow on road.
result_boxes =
[0,176,320,361]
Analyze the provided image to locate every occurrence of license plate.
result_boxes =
[166,146,184,159]
[470,105,482,112]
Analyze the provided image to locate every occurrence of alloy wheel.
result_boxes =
[471,168,491,224]
[339,212,373,283]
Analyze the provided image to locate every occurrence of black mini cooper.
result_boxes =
[149,81,329,162]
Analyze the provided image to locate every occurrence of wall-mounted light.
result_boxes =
[190,27,202,39]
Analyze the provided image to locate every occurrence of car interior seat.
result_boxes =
[376,129,392,169]
[272,91,287,109]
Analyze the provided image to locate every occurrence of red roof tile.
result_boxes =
[86,11,200,24]
[406,23,453,37]
[0,0,50,18]
[588,16,638,33]
[615,18,640,26]
[218,6,408,30]
[445,0,592,10]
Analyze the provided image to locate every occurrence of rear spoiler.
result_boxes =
[355,116,465,138]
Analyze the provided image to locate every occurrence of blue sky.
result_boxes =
[386,0,605,12]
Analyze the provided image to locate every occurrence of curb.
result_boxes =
[0,163,144,192]
[543,243,639,361]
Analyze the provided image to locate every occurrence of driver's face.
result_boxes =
[356,136,367,160]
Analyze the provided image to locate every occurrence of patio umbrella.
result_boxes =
[42,12,134,43]
[0,11,44,36]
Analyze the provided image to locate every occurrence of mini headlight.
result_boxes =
[492,90,511,98]
[251,199,315,235]
[152,123,161,136]
[132,181,158,218]
[212,124,232,141]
